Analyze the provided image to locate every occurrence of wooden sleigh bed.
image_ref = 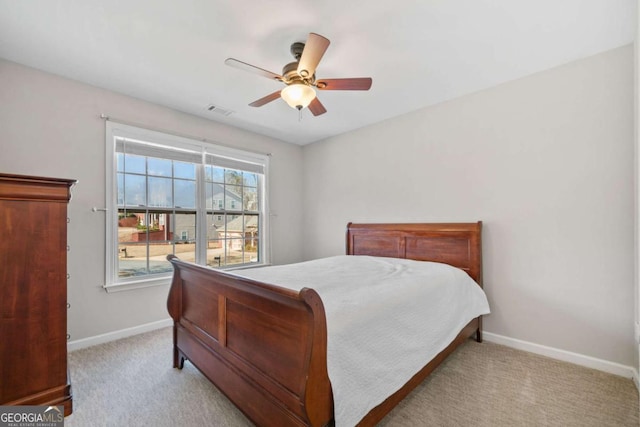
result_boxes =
[166,222,484,426]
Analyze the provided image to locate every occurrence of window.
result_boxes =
[105,122,269,291]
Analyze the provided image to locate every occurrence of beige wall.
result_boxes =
[1,45,635,368]
[302,45,635,366]
[0,59,304,342]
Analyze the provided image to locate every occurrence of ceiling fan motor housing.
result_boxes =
[290,42,305,60]
[282,61,314,85]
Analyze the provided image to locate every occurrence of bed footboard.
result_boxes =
[166,255,333,427]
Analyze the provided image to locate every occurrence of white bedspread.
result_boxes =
[232,255,490,427]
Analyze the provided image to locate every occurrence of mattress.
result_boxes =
[233,255,490,427]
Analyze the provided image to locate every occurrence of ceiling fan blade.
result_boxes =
[297,33,330,79]
[308,97,327,116]
[249,91,282,107]
[315,78,372,91]
[225,58,282,81]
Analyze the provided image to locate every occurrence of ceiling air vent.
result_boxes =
[206,104,234,117]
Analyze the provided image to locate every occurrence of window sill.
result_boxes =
[103,275,172,293]
[103,263,271,293]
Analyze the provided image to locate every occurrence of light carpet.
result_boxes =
[65,327,638,426]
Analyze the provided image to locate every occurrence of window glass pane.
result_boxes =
[225,185,242,210]
[225,169,243,185]
[244,187,258,211]
[117,211,174,278]
[244,239,259,263]
[208,212,224,232]
[149,244,174,274]
[174,179,196,208]
[146,212,168,234]
[174,161,196,179]
[173,213,195,243]
[243,173,257,187]
[123,174,146,206]
[117,242,148,278]
[205,182,224,210]
[224,239,245,265]
[147,157,172,177]
[224,214,242,235]
[173,213,196,263]
[206,213,223,267]
[117,210,143,232]
[207,166,224,183]
[244,214,259,235]
[117,209,147,277]
[148,176,172,207]
[244,213,259,264]
[222,214,243,266]
[224,239,245,266]
[116,153,124,172]
[124,154,145,174]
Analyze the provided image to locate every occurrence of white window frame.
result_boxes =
[105,121,270,292]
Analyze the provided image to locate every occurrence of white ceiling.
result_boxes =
[0,1,635,145]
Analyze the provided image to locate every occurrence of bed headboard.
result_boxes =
[346,222,483,286]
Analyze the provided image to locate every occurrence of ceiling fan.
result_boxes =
[225,33,372,116]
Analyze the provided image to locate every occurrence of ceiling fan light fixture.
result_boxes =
[281,83,316,110]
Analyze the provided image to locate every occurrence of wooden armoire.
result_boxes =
[0,173,76,415]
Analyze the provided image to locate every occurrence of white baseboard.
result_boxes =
[483,332,637,380]
[67,318,173,352]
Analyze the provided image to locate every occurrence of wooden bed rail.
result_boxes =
[166,255,333,427]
